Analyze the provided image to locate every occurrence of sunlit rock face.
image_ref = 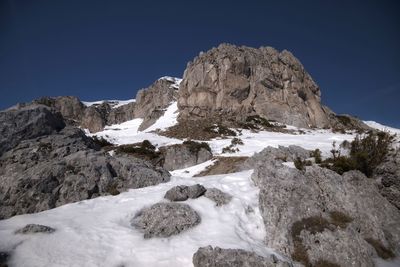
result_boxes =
[178,43,333,128]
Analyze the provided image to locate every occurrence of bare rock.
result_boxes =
[135,77,180,131]
[0,127,170,219]
[164,185,191,201]
[178,44,334,128]
[0,105,65,156]
[188,184,207,199]
[15,224,55,234]
[204,188,232,206]
[160,141,212,171]
[192,246,291,267]
[374,148,400,209]
[252,146,400,266]
[164,184,206,201]
[131,202,201,238]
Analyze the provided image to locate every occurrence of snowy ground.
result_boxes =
[1,100,399,266]
[0,170,275,267]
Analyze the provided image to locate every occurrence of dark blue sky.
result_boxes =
[1,0,399,127]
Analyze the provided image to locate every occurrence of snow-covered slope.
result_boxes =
[0,170,271,267]
[1,102,399,267]
[364,120,400,135]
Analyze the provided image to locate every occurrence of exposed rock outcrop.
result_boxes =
[160,141,212,171]
[178,43,366,129]
[250,146,400,266]
[15,224,56,234]
[0,105,65,156]
[135,77,180,131]
[243,145,310,170]
[192,246,291,267]
[374,147,400,209]
[0,126,170,219]
[131,202,201,238]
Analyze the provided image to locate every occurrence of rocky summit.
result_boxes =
[0,43,398,267]
[179,44,339,128]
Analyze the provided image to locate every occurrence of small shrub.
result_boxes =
[204,124,237,137]
[322,131,394,177]
[336,115,352,126]
[231,137,244,146]
[107,182,120,196]
[294,157,312,170]
[310,149,322,164]
[329,211,353,228]
[183,140,211,153]
[291,216,333,266]
[222,145,239,154]
[92,136,113,147]
[365,238,395,259]
[116,140,160,160]
[141,139,155,150]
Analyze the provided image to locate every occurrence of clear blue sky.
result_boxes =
[1,0,399,127]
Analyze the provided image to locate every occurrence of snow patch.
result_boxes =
[82,99,136,108]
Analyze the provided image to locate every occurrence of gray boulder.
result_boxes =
[0,127,170,219]
[164,184,206,201]
[160,141,213,171]
[0,105,65,156]
[251,146,400,266]
[192,246,291,267]
[131,202,201,238]
[15,224,55,234]
[204,188,232,206]
[178,44,335,128]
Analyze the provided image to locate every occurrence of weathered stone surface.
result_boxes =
[0,105,65,156]
[374,148,400,209]
[164,184,206,201]
[164,185,191,201]
[131,202,201,238]
[192,246,291,267]
[33,96,86,122]
[243,146,309,171]
[178,44,335,128]
[0,127,170,219]
[15,224,56,234]
[204,188,232,206]
[135,77,180,131]
[160,141,212,171]
[188,184,207,199]
[251,146,400,266]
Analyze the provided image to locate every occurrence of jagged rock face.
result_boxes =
[0,105,65,156]
[17,77,180,133]
[34,96,86,122]
[192,246,290,267]
[135,77,180,131]
[178,44,333,128]
[0,126,170,219]
[374,148,400,209]
[250,146,400,266]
